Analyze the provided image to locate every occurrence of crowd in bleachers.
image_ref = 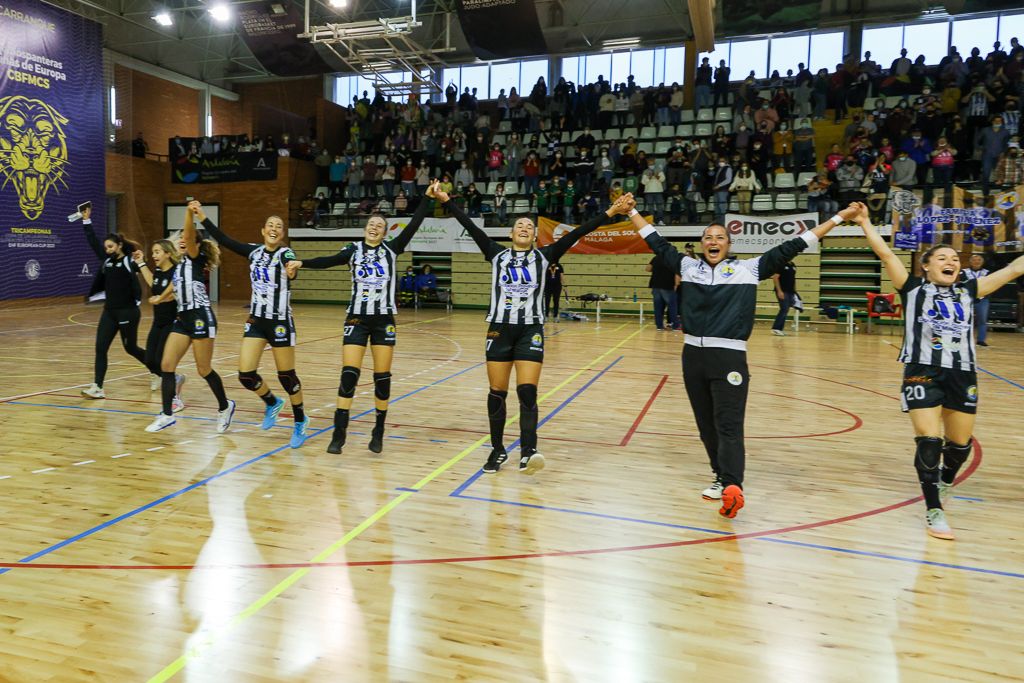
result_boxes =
[305,37,1024,226]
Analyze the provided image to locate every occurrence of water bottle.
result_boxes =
[632,289,637,303]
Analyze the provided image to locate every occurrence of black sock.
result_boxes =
[333,408,349,442]
[517,384,538,455]
[161,371,176,416]
[292,402,305,422]
[259,390,276,407]
[374,408,387,434]
[487,389,507,451]
[202,370,229,411]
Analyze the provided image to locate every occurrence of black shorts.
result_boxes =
[900,363,978,414]
[344,314,397,347]
[172,308,218,339]
[244,315,296,347]
[485,323,544,363]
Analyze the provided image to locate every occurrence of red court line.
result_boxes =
[620,374,669,446]
[0,441,981,571]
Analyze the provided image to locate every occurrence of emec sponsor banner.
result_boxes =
[724,213,820,253]
[0,0,104,300]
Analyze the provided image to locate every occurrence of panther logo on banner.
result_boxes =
[0,95,70,221]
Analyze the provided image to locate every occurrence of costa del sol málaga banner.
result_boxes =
[0,0,104,301]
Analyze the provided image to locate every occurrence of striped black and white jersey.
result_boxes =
[200,218,295,320]
[898,276,977,371]
[961,267,990,300]
[248,245,295,320]
[173,252,211,312]
[300,198,431,315]
[447,202,609,324]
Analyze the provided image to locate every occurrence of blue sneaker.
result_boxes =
[262,396,286,430]
[290,417,310,448]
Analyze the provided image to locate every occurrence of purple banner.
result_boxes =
[456,0,547,60]
[0,0,104,301]
[237,5,331,77]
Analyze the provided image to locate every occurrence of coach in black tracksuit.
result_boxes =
[626,199,857,518]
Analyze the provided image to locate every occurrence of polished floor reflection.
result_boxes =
[0,302,1021,681]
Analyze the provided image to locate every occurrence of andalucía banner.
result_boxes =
[0,0,104,300]
[537,216,653,255]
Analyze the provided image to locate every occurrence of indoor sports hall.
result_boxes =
[1,0,1022,680]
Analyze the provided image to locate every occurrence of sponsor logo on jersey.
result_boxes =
[966,385,978,401]
[487,330,501,339]
[386,324,396,336]
[726,371,743,386]
[244,322,252,332]
[903,375,932,384]
[194,318,205,330]
[274,325,287,338]
[25,259,40,280]
[530,333,543,346]
[720,264,736,278]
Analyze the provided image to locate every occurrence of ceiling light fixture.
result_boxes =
[602,37,641,49]
[328,0,347,8]
[208,3,231,22]
[152,11,173,26]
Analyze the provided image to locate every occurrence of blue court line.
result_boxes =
[5,402,291,430]
[759,537,1024,580]
[448,355,623,498]
[953,495,984,502]
[977,366,1024,391]
[395,487,420,493]
[1,361,484,576]
[453,493,1022,580]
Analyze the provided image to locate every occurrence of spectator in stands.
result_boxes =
[347,158,363,199]
[748,140,770,189]
[598,89,616,129]
[929,136,957,188]
[669,84,684,124]
[696,57,713,109]
[381,163,396,201]
[901,128,933,185]
[667,184,684,223]
[523,151,541,203]
[812,68,830,119]
[454,160,473,189]
[891,48,912,78]
[890,148,917,188]
[683,166,702,223]
[400,158,417,198]
[496,88,509,119]
[734,103,754,132]
[562,179,577,223]
[713,59,731,107]
[415,160,431,197]
[964,253,992,346]
[806,175,837,219]
[548,150,566,180]
[712,125,733,158]
[712,157,733,221]
[328,154,347,207]
[487,143,505,183]
[598,147,614,189]
[577,191,598,220]
[772,122,793,170]
[793,118,816,172]
[979,115,1010,194]
[465,183,483,217]
[615,88,630,126]
[754,101,779,133]
[994,140,1024,186]
[493,182,508,224]
[399,266,416,306]
[771,260,799,336]
[394,189,408,215]
[729,162,761,214]
[643,165,667,224]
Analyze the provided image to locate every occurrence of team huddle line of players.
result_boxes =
[77,188,1024,538]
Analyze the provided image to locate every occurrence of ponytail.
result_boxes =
[104,232,142,256]
[199,239,221,268]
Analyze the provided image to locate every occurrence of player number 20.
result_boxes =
[903,385,926,401]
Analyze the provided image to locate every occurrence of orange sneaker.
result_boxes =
[719,484,744,519]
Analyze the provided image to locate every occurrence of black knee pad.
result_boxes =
[516,383,538,408]
[277,369,302,395]
[338,366,361,398]
[943,439,972,469]
[373,372,392,401]
[914,436,943,472]
[487,389,508,417]
[238,370,263,392]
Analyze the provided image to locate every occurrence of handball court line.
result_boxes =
[0,359,484,577]
[146,326,646,682]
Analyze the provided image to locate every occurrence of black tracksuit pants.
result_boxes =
[682,344,750,488]
[94,306,147,386]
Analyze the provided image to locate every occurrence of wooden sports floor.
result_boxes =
[0,301,1022,682]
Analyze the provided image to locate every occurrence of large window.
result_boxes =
[557,46,687,87]
[903,21,950,64]
[442,59,551,100]
[700,31,845,80]
[952,16,997,53]
[999,13,1024,47]
[861,26,903,67]
[520,59,549,95]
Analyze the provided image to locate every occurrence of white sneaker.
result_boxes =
[81,383,105,399]
[926,508,954,540]
[217,399,236,433]
[771,329,786,336]
[145,413,176,432]
[701,478,724,500]
[150,375,161,391]
[172,396,185,413]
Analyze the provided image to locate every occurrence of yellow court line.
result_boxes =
[148,324,645,683]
